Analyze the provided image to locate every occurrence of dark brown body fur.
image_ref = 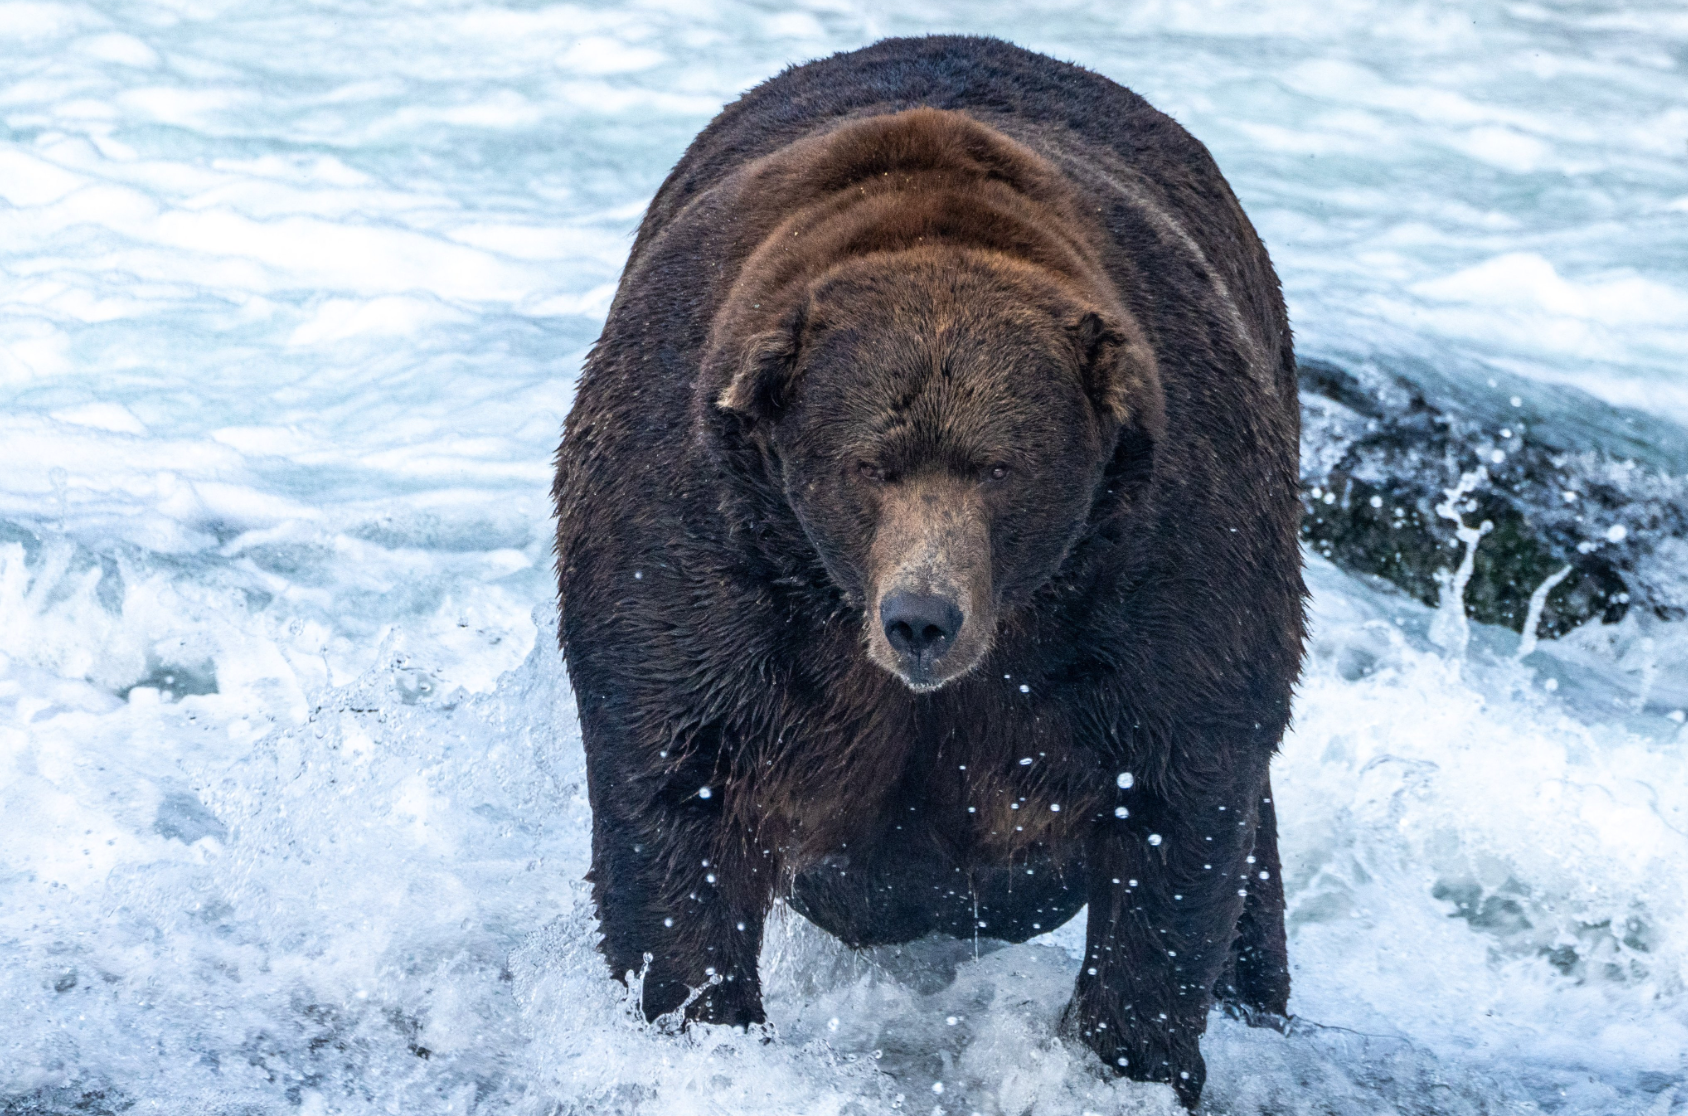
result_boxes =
[554,37,1304,1109]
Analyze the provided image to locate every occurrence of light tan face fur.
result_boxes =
[864,473,995,692]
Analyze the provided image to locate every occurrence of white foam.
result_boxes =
[557,36,667,76]
[0,149,86,206]
[286,295,470,346]
[48,402,147,434]
[73,32,161,68]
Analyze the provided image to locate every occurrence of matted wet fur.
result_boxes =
[554,36,1304,1110]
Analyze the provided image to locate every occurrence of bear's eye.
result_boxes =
[987,464,1011,481]
[857,461,886,483]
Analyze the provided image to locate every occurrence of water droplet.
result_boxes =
[1116,772,1134,789]
[1114,806,1128,818]
[1147,833,1162,846]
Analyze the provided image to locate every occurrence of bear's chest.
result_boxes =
[915,734,1108,861]
[758,698,1108,867]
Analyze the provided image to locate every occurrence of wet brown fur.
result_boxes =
[554,37,1304,1109]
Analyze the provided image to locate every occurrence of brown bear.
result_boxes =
[553,35,1304,1110]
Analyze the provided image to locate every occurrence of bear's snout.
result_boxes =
[865,474,994,691]
[879,590,964,669]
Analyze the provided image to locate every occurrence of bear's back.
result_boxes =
[634,37,1210,264]
[622,37,1292,400]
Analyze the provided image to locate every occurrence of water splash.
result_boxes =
[1428,468,1492,659]
[1517,564,1574,660]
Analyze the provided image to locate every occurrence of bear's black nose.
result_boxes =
[880,592,963,660]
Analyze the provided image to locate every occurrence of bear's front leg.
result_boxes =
[1216,778,1290,1022]
[1062,759,1272,1110]
[585,734,775,1028]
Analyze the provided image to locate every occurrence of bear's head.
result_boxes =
[712,247,1161,692]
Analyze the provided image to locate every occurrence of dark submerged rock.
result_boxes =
[1298,356,1688,638]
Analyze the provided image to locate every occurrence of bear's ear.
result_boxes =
[1070,309,1156,428]
[715,302,808,425]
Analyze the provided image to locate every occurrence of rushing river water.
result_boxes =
[3,2,1685,1113]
